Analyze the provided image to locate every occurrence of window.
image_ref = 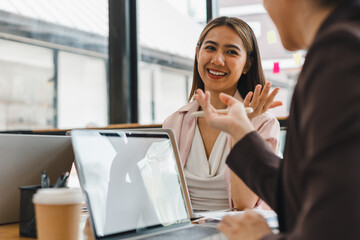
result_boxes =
[137,0,207,124]
[0,0,108,130]
[1,1,292,129]
[0,40,54,130]
[57,52,107,129]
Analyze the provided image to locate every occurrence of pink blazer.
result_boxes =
[163,91,280,208]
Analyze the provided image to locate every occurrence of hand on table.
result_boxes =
[217,210,273,240]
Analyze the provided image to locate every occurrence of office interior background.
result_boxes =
[0,0,303,131]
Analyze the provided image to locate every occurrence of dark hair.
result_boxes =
[313,0,346,7]
[188,16,266,102]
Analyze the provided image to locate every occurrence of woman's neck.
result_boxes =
[206,88,236,109]
[298,3,336,49]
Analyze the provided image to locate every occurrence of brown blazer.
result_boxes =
[226,0,360,239]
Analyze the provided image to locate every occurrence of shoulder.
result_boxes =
[300,20,360,105]
[251,112,280,152]
[315,0,360,47]
[300,0,360,89]
[295,16,360,153]
[162,101,198,128]
[307,20,360,74]
[252,112,279,130]
[312,21,360,54]
[301,17,360,84]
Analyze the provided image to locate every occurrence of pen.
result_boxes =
[190,107,253,118]
[41,170,50,188]
[225,208,237,212]
[53,172,69,188]
[25,170,49,236]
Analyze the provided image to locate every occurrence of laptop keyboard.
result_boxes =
[144,225,226,240]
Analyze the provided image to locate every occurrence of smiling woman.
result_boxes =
[196,25,248,96]
[190,17,266,102]
[163,16,282,212]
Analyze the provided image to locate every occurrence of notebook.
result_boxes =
[0,134,74,224]
[71,129,226,240]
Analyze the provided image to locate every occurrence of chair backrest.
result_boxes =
[278,127,287,158]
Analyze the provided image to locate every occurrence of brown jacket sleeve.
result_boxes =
[227,132,281,211]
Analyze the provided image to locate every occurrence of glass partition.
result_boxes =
[138,0,207,124]
[0,0,108,130]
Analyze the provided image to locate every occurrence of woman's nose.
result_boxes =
[211,52,225,66]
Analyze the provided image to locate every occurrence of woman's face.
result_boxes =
[197,25,248,95]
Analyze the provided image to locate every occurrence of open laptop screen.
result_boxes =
[72,130,190,237]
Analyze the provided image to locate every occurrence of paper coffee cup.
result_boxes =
[33,188,83,240]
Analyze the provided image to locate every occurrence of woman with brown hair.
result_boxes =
[163,16,281,211]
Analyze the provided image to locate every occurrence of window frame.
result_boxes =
[109,0,214,123]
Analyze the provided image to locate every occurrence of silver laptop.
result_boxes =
[0,134,74,224]
[71,129,225,240]
[114,128,232,220]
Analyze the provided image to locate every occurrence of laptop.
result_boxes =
[71,129,226,240]
[0,134,74,224]
[111,128,233,220]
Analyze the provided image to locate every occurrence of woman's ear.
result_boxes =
[243,58,252,74]
[196,45,200,62]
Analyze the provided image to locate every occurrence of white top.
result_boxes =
[184,125,229,211]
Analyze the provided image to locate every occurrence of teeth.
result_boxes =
[209,69,226,76]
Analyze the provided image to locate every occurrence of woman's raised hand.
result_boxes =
[243,82,282,120]
[194,89,254,143]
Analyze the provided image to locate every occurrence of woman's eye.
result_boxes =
[227,50,239,55]
[204,45,216,51]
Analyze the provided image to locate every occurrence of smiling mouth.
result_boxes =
[207,69,227,77]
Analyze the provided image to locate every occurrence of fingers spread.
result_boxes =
[219,92,242,108]
[262,87,278,109]
[257,82,271,108]
[270,101,283,108]
[250,84,262,109]
[243,92,253,107]
[194,89,209,109]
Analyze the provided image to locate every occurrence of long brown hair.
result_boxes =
[188,16,265,102]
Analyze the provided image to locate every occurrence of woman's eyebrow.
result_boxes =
[224,44,241,51]
[204,40,241,51]
[204,40,218,46]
